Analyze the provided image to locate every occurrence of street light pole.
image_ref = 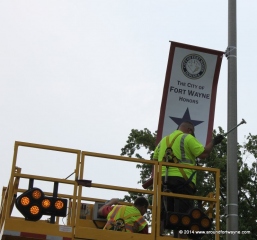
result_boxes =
[226,0,238,239]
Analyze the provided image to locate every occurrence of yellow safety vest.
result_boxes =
[103,205,147,233]
[153,130,204,184]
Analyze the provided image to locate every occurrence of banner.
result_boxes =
[156,42,224,145]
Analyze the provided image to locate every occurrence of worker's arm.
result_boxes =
[197,141,214,159]
[197,135,224,159]
[98,198,119,217]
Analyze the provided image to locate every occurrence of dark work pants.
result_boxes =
[162,176,195,214]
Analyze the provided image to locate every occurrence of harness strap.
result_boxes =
[165,132,182,148]
[119,205,126,218]
[118,205,141,220]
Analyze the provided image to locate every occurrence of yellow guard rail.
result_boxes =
[0,141,220,240]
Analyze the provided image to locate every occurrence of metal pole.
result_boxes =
[226,0,238,239]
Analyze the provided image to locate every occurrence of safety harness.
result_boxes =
[105,205,142,232]
[164,133,196,191]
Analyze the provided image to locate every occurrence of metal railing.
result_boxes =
[0,141,220,240]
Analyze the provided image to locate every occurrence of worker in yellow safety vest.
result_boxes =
[98,196,149,234]
[153,121,224,238]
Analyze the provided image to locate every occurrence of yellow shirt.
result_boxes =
[153,130,204,184]
[104,205,147,233]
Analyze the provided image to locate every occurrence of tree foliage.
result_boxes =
[121,127,257,239]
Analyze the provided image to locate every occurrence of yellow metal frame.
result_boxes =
[0,141,220,240]
[157,161,220,240]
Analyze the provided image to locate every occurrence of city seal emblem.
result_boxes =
[181,54,207,79]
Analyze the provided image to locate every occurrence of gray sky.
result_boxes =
[0,1,255,203]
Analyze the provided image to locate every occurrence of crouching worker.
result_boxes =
[98,196,149,234]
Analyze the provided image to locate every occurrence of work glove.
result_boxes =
[212,135,224,145]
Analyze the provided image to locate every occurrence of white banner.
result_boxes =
[156,42,224,145]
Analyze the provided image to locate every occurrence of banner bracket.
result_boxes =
[225,46,237,59]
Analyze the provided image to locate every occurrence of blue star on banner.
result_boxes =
[169,108,204,128]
